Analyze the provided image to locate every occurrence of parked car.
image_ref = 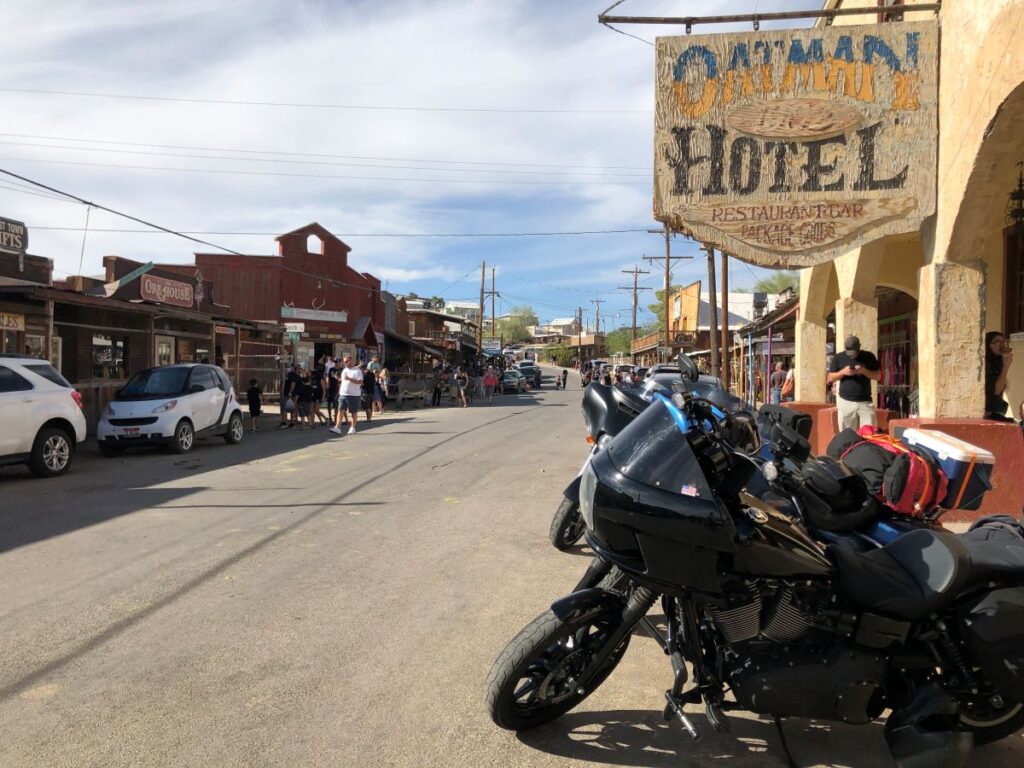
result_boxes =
[634,366,649,380]
[0,354,87,477]
[643,363,680,379]
[516,364,542,388]
[500,369,527,393]
[97,364,244,455]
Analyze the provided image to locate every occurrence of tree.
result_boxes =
[750,271,799,294]
[647,285,685,326]
[603,326,634,357]
[548,344,576,366]
[428,295,446,308]
[495,305,538,343]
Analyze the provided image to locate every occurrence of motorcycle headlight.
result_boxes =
[580,462,598,529]
[152,399,178,414]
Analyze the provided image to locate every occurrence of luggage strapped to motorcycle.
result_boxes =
[839,427,949,517]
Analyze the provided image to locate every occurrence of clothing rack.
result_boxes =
[877,313,917,417]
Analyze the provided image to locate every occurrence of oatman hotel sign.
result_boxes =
[654,23,937,267]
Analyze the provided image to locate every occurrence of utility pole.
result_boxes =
[477,260,486,350]
[644,223,692,363]
[720,251,730,389]
[576,306,584,368]
[488,267,497,347]
[618,266,651,343]
[591,295,605,356]
[702,244,720,378]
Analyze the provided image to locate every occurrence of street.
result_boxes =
[0,367,1021,768]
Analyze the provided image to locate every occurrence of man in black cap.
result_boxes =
[827,335,881,429]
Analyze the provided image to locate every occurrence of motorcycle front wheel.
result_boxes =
[485,606,631,731]
[549,497,586,551]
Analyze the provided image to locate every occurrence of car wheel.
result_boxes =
[29,427,74,477]
[224,412,244,444]
[171,420,195,454]
[99,443,123,458]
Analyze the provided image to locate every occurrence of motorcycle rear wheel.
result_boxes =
[485,607,630,731]
[960,697,1024,745]
[549,497,586,551]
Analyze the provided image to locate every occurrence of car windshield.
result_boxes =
[118,367,190,399]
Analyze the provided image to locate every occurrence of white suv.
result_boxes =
[97,364,244,455]
[0,354,87,478]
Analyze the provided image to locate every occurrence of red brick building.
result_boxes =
[165,223,384,369]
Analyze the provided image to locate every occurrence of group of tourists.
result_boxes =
[250,354,390,435]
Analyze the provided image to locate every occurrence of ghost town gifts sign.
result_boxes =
[654,22,937,267]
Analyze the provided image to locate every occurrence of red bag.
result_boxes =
[841,427,949,517]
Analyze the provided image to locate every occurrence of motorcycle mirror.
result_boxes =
[676,352,699,383]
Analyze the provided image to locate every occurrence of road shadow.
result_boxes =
[518,708,895,767]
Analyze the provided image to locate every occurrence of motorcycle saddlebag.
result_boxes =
[962,587,1024,700]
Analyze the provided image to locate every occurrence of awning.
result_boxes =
[385,329,443,358]
[352,316,379,347]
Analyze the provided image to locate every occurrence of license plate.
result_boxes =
[121,427,140,434]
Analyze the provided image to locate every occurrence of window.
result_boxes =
[120,367,190,399]
[1004,228,1024,335]
[92,333,127,379]
[189,367,216,391]
[23,363,70,388]
[0,366,33,393]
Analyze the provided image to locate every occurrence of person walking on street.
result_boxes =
[247,378,262,432]
[561,369,568,390]
[279,364,301,428]
[769,362,786,405]
[331,355,364,435]
[362,362,377,422]
[455,367,470,408]
[311,368,329,426]
[325,367,340,423]
[378,364,390,414]
[782,364,795,402]
[483,367,497,403]
[296,373,314,429]
[431,366,444,407]
[827,336,881,429]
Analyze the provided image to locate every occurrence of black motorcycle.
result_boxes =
[486,358,1024,767]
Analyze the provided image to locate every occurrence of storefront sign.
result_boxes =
[283,322,306,333]
[0,311,25,332]
[654,22,937,267]
[281,306,348,323]
[141,274,194,308]
[0,217,27,258]
[214,325,235,335]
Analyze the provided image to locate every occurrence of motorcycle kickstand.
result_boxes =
[662,650,700,740]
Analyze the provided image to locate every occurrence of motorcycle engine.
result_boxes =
[705,581,888,724]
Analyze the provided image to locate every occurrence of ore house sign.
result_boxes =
[654,22,937,267]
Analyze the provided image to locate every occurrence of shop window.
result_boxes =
[92,334,128,380]
[0,365,32,393]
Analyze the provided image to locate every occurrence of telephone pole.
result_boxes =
[477,260,486,349]
[486,267,498,349]
[576,306,584,367]
[619,266,651,343]
[720,250,730,388]
[644,223,692,363]
[590,296,605,357]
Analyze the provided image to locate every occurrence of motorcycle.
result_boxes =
[487,355,1024,767]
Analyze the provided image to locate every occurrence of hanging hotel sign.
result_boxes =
[654,22,937,267]
[140,273,194,308]
[0,311,25,332]
[0,217,27,258]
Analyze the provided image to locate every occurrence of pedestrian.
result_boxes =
[782,364,795,402]
[455,367,470,408]
[295,373,314,429]
[431,366,444,407]
[331,354,363,435]
[362,362,377,422]
[985,331,1015,422]
[561,369,568,390]
[378,364,390,414]
[770,362,786,405]
[279,364,301,428]
[246,378,262,432]
[827,335,881,429]
[325,367,340,423]
[311,368,329,426]
[483,367,497,403]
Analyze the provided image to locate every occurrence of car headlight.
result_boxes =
[152,400,178,414]
[580,462,598,529]
[103,403,115,417]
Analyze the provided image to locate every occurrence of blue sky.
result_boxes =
[0,0,810,327]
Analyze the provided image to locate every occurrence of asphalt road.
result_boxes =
[1,366,1021,767]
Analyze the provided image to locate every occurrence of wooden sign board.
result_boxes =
[654,22,937,267]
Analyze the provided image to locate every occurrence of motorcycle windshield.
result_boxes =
[605,396,714,501]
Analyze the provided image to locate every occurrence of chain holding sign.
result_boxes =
[654,22,937,267]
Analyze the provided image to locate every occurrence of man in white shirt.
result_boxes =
[331,355,364,435]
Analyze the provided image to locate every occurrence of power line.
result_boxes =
[0,131,651,172]
[0,155,650,187]
[0,139,649,178]
[25,225,652,238]
[0,86,652,115]
[0,167,245,256]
